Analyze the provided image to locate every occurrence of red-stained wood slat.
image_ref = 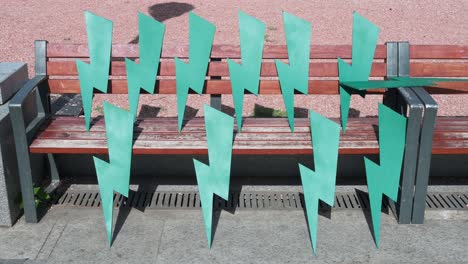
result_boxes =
[409,45,468,59]
[46,61,387,77]
[29,116,468,155]
[29,138,381,155]
[46,44,387,59]
[410,62,468,77]
[48,79,387,95]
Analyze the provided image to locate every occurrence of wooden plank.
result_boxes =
[409,45,468,59]
[410,62,468,77]
[30,138,468,155]
[47,60,387,77]
[48,79,386,95]
[47,44,387,59]
[39,117,378,133]
[29,138,381,155]
[34,130,378,141]
[432,140,468,154]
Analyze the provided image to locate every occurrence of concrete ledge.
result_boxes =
[0,63,28,104]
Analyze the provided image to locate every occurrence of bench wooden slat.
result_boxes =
[30,116,468,155]
[432,140,468,154]
[37,116,378,133]
[46,44,387,59]
[46,60,387,77]
[410,62,468,77]
[30,116,382,155]
[30,138,381,155]
[48,79,386,95]
[37,117,378,133]
[30,137,468,155]
[35,130,379,142]
[409,45,468,59]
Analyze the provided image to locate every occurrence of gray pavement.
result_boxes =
[0,205,467,264]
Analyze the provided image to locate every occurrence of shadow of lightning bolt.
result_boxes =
[193,104,234,248]
[364,103,406,248]
[126,13,165,118]
[298,111,340,255]
[176,12,215,132]
[227,10,265,131]
[275,12,311,132]
[93,102,134,246]
[338,12,380,132]
[76,11,113,131]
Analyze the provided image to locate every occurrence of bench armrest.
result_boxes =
[9,75,48,144]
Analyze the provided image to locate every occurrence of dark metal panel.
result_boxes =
[9,75,49,223]
[35,40,47,76]
[9,102,38,223]
[396,88,423,223]
[411,87,438,223]
[210,94,222,111]
[398,42,410,77]
[386,42,424,224]
[383,42,399,109]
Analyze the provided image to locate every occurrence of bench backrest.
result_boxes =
[41,42,389,96]
[39,41,467,97]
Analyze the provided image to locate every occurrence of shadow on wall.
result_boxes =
[129,2,195,44]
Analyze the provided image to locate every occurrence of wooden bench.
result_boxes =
[10,41,428,223]
[389,42,468,224]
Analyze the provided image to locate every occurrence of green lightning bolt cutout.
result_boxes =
[338,12,380,131]
[76,11,113,131]
[126,13,165,118]
[298,111,341,255]
[176,12,215,131]
[227,10,266,131]
[365,103,407,248]
[275,12,311,132]
[193,105,234,248]
[93,102,134,245]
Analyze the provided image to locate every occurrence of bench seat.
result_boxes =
[30,117,381,155]
[30,116,468,155]
[432,117,468,154]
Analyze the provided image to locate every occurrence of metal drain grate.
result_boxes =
[426,193,468,210]
[52,191,386,210]
[53,190,468,210]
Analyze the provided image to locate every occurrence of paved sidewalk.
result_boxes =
[0,205,467,263]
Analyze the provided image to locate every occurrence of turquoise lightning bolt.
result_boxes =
[275,12,311,132]
[176,12,215,131]
[365,104,406,248]
[227,10,266,131]
[298,111,341,255]
[338,12,380,131]
[93,102,134,245]
[193,105,234,248]
[126,12,165,118]
[76,11,113,131]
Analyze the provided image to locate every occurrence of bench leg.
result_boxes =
[394,88,424,224]
[385,42,423,223]
[10,108,38,223]
[411,87,438,224]
[44,154,61,193]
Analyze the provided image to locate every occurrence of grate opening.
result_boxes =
[52,191,468,211]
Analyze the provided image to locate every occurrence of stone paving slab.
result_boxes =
[0,217,55,260]
[0,207,467,264]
